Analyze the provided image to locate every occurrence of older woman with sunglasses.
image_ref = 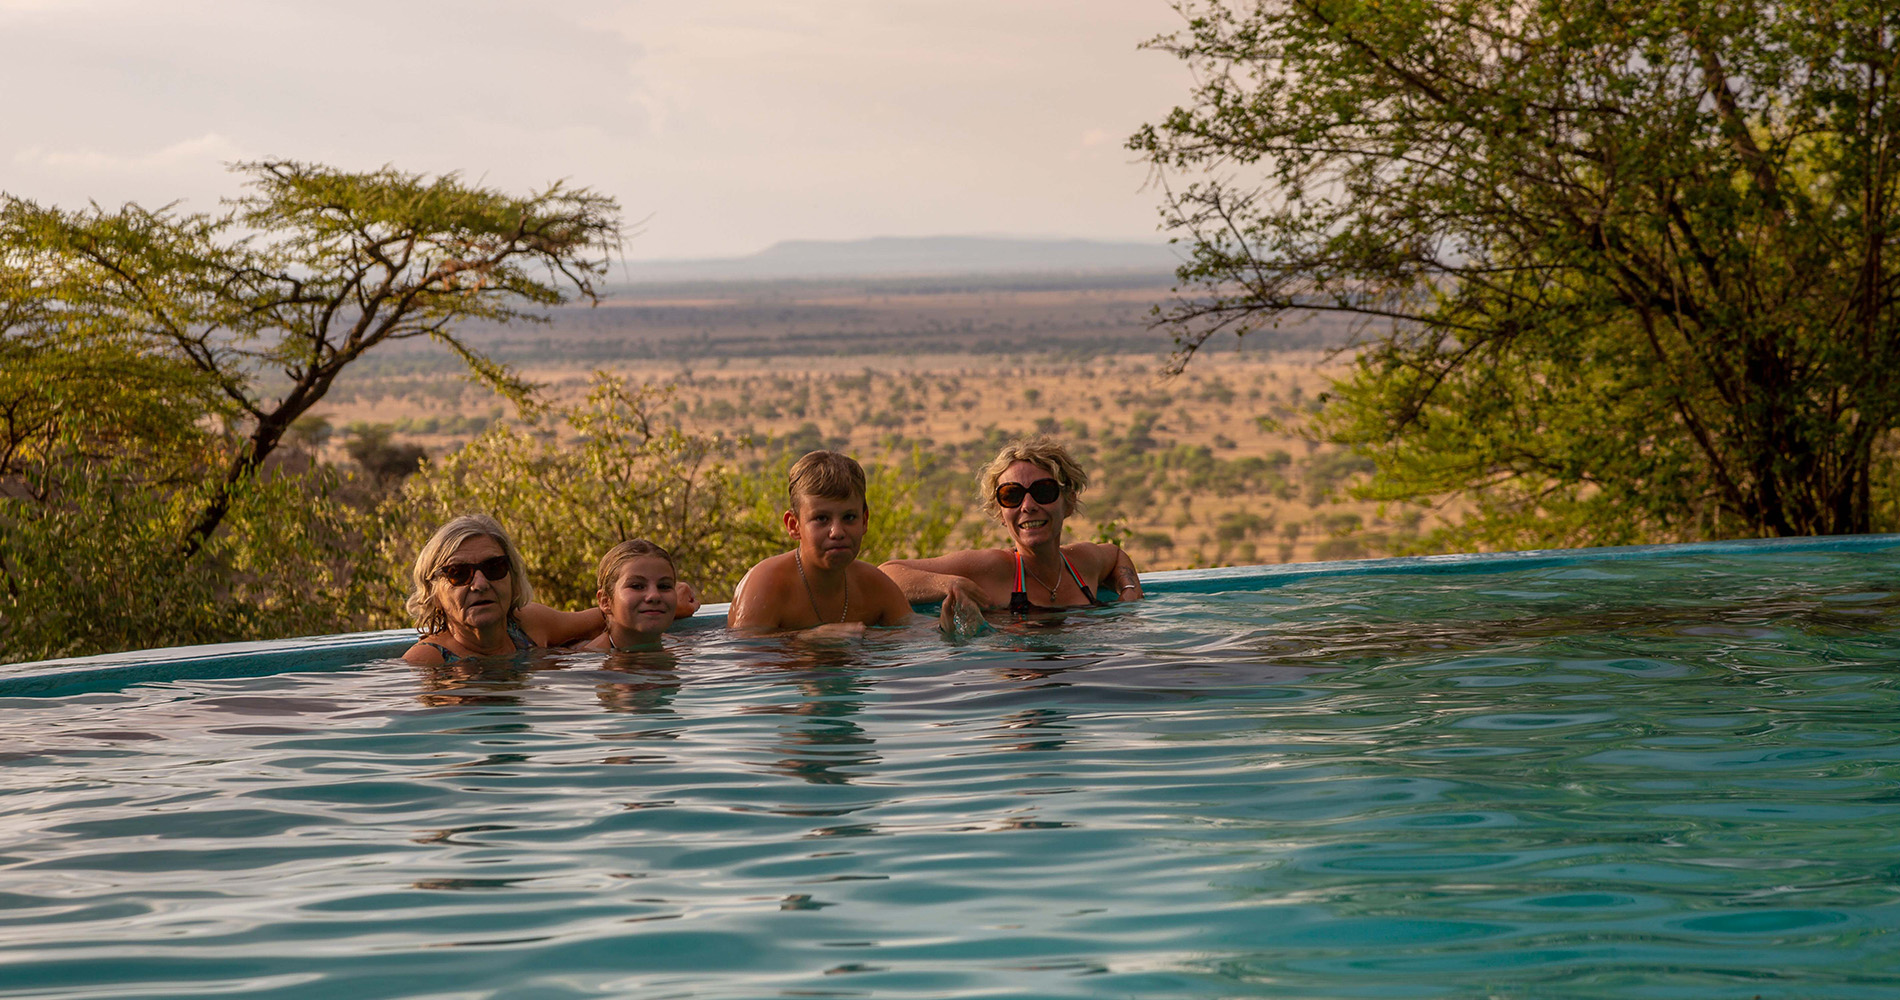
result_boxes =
[402,514,609,665]
[880,437,1142,619]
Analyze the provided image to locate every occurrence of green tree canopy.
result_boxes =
[1133,0,1900,544]
[2,161,620,551]
[0,163,620,661]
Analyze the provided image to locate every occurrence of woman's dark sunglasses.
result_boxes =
[436,555,511,586]
[995,478,1062,509]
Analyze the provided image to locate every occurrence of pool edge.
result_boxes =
[6,532,1895,696]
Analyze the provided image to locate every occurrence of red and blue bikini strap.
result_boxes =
[1009,549,1032,612]
[1061,553,1090,594]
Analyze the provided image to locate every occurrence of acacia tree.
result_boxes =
[1132,0,1900,544]
[3,161,619,552]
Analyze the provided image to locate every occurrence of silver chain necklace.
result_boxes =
[1022,560,1062,601]
[794,550,849,623]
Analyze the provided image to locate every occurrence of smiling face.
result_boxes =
[598,555,680,638]
[998,459,1065,552]
[432,535,513,634]
[785,494,868,571]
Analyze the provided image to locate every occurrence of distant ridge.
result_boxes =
[620,236,1181,282]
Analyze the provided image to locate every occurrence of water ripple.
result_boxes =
[3,548,1900,997]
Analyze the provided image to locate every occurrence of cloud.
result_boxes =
[15,132,247,174]
[1,1,1193,257]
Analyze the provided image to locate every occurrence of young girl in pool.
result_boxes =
[582,539,699,653]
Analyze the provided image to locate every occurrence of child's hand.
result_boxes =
[674,583,700,619]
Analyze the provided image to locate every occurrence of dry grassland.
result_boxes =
[319,348,1442,571]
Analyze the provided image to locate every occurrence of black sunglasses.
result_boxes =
[996,478,1062,509]
[436,555,511,587]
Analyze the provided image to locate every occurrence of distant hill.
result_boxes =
[619,236,1182,282]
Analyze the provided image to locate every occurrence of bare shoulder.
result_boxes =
[728,552,799,628]
[403,639,446,666]
[851,560,915,625]
[740,552,800,593]
[852,559,908,600]
[1064,541,1127,580]
[944,547,1017,587]
[967,547,1018,577]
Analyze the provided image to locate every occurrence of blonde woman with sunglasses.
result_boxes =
[401,514,608,665]
[880,437,1142,621]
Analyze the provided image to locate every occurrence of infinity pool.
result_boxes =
[4,537,1899,998]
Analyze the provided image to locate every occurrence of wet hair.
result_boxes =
[977,436,1088,521]
[405,514,533,635]
[596,538,677,596]
[787,450,868,515]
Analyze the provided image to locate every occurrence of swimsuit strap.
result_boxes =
[1009,549,1033,613]
[1061,553,1107,607]
[1009,549,1104,610]
[421,618,534,662]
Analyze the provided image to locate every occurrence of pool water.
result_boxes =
[4,539,1900,998]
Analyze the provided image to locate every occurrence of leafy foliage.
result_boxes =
[1,161,620,661]
[368,374,964,617]
[369,376,778,614]
[2,161,619,551]
[0,332,374,660]
[1134,0,1900,541]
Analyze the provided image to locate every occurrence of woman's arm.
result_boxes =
[1071,542,1142,601]
[878,550,1005,607]
[517,603,607,647]
[1106,545,1143,600]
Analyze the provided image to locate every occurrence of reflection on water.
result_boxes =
[1226,569,1900,671]
[987,707,1073,754]
[740,644,880,787]
[412,654,548,708]
[586,653,683,716]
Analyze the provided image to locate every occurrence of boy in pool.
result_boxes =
[582,539,700,652]
[728,450,950,634]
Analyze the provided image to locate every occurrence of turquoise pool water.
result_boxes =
[4,538,1899,998]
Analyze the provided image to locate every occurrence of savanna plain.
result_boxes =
[319,273,1427,571]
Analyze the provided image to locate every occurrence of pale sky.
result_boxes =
[1,0,1196,260]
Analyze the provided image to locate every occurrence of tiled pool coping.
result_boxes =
[6,533,1895,697]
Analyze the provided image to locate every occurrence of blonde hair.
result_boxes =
[405,514,533,635]
[787,450,867,514]
[977,436,1088,521]
[596,538,677,595]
